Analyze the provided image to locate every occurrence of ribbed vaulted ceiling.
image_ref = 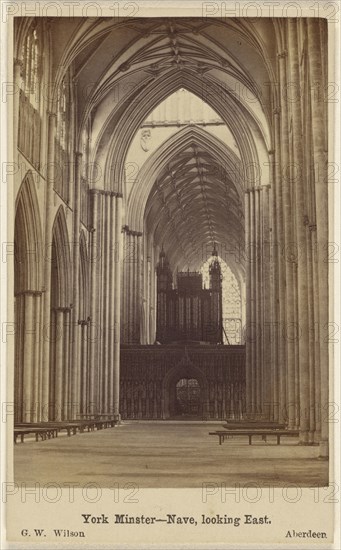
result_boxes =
[43,17,276,276]
[145,140,244,272]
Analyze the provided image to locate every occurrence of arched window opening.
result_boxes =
[18,23,42,168]
[201,256,242,344]
[54,74,72,202]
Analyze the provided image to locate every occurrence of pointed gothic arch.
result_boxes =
[48,206,72,420]
[127,125,243,234]
[96,72,269,194]
[50,206,72,308]
[162,353,209,419]
[14,172,43,422]
[14,171,43,293]
[79,230,89,320]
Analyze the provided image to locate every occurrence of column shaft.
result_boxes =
[89,192,99,412]
[273,110,285,422]
[288,19,310,441]
[63,309,70,420]
[70,152,82,418]
[245,191,252,414]
[279,51,295,427]
[23,294,34,422]
[42,113,56,417]
[54,309,64,421]
[108,195,116,414]
[114,196,122,421]
[307,19,328,457]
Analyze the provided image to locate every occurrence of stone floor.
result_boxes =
[14,421,329,488]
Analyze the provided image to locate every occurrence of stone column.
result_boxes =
[262,185,271,417]
[287,20,311,442]
[268,150,277,422]
[136,233,142,343]
[70,151,82,419]
[31,292,42,422]
[22,293,34,422]
[41,112,56,420]
[273,108,285,423]
[63,308,71,420]
[89,191,100,414]
[128,232,134,341]
[307,19,328,457]
[97,192,104,411]
[113,195,123,421]
[54,308,64,421]
[122,229,129,342]
[249,188,256,414]
[79,320,88,414]
[102,193,111,413]
[279,50,295,428]
[306,227,316,441]
[311,225,321,441]
[108,194,116,415]
[255,187,262,414]
[245,190,252,414]
[14,294,24,422]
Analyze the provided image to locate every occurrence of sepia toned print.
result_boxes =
[3,4,340,548]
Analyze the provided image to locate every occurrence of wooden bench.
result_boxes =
[223,422,287,431]
[14,427,57,444]
[77,414,117,428]
[15,421,89,438]
[209,429,299,446]
[14,416,116,443]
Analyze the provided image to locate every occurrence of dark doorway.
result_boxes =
[174,378,201,418]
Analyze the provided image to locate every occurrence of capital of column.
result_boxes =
[14,58,23,69]
[309,224,317,232]
[277,50,287,59]
[15,290,43,297]
[268,149,275,155]
[47,111,57,119]
[78,317,91,326]
[90,188,123,198]
[273,107,281,116]
[53,306,72,313]
[122,224,142,237]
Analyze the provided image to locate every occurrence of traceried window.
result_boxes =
[21,26,40,105]
[201,256,242,345]
[54,76,71,202]
[18,23,42,168]
[80,125,90,227]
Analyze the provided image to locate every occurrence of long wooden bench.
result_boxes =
[14,427,58,444]
[209,429,299,446]
[15,421,92,439]
[14,415,117,443]
[77,414,117,428]
[223,422,287,431]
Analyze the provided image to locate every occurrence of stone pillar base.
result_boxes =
[114,413,122,424]
[318,439,329,459]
